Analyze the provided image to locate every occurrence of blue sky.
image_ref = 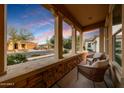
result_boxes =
[7,4,98,44]
[7,4,55,44]
[7,4,72,44]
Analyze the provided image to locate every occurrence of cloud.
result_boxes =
[34,29,54,44]
[84,29,99,40]
[20,6,43,19]
[21,15,29,19]
[63,28,72,39]
[34,27,72,44]
[63,22,72,39]
[22,18,54,30]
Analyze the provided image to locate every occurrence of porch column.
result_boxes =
[108,6,115,86]
[79,31,83,52]
[0,5,6,76]
[122,4,124,80]
[99,27,105,53]
[54,12,63,59]
[72,26,76,54]
[104,26,109,54]
[108,12,113,63]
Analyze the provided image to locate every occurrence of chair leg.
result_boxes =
[93,81,95,88]
[104,80,108,88]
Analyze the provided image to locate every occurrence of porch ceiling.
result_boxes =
[43,4,109,31]
[63,4,109,27]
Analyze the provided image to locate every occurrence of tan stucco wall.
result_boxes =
[7,41,37,51]
[8,42,14,51]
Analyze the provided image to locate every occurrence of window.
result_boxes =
[84,29,99,52]
[113,31,122,66]
[7,4,55,66]
[112,5,122,66]
[63,21,72,54]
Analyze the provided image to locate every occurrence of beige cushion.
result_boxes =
[93,53,102,59]
[92,60,109,68]
[87,53,103,62]
[87,58,94,62]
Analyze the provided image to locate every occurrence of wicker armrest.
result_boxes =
[78,64,98,69]
[78,64,109,82]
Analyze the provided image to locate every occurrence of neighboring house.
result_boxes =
[7,40,37,51]
[84,36,99,52]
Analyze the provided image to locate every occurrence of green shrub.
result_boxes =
[115,49,121,54]
[115,54,122,66]
[63,49,69,54]
[7,53,27,66]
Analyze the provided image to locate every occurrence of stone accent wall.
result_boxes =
[0,54,83,88]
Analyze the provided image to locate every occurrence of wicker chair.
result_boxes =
[77,59,110,88]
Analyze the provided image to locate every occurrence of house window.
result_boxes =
[21,44,26,49]
[7,4,55,66]
[112,5,122,66]
[14,43,18,49]
[88,43,91,48]
[63,21,72,55]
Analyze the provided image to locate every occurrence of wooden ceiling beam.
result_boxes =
[82,21,105,32]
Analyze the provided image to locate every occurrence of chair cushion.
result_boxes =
[93,53,102,59]
[87,58,94,62]
[91,60,109,68]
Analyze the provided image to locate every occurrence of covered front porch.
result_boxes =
[0,4,124,88]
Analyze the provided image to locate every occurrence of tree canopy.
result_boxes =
[8,27,34,43]
[49,35,72,50]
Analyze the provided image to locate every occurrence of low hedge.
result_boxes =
[7,53,27,65]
